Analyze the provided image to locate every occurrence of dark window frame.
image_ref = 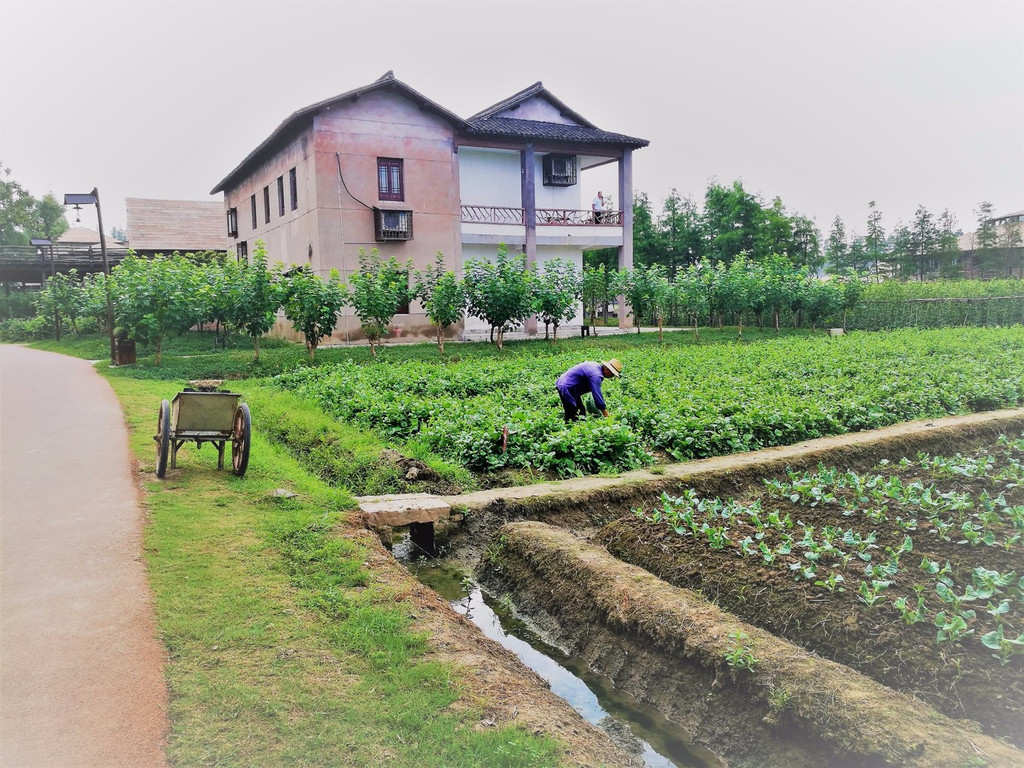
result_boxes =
[542,154,577,186]
[236,241,248,262]
[277,176,285,217]
[226,207,238,237]
[250,195,257,229]
[377,157,404,202]
[263,186,271,224]
[289,168,298,211]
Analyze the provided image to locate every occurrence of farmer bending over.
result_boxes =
[555,359,622,422]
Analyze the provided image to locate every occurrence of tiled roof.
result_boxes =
[464,116,648,147]
[125,198,226,251]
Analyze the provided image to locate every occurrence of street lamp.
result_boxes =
[64,188,115,362]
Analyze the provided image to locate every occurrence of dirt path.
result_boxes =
[0,345,168,768]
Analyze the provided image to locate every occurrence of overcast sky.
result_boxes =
[2,0,1022,241]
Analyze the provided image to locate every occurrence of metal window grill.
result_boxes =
[542,154,577,186]
[374,208,413,241]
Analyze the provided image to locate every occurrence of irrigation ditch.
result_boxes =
[381,410,1024,768]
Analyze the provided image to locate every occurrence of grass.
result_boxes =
[108,375,564,767]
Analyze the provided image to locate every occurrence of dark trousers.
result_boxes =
[557,386,585,422]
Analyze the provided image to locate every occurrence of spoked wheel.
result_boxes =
[155,399,171,478]
[231,403,251,477]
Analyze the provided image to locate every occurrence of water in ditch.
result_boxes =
[398,544,721,768]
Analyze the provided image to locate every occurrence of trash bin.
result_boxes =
[113,335,136,365]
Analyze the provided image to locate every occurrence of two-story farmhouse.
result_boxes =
[211,71,648,342]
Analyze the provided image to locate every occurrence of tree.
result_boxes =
[704,180,760,265]
[463,245,534,350]
[864,201,887,281]
[1,165,39,245]
[935,209,962,279]
[835,270,866,329]
[825,216,849,274]
[581,264,607,335]
[111,254,209,365]
[632,192,660,268]
[804,279,843,332]
[35,269,85,340]
[532,258,581,343]
[30,194,69,243]
[675,262,710,339]
[226,241,283,361]
[414,251,465,354]
[659,189,704,275]
[347,248,413,358]
[282,267,347,360]
[973,202,999,279]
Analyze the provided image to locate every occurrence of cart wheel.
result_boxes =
[155,399,171,478]
[231,403,251,477]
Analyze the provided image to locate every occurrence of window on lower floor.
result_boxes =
[374,208,413,241]
[236,241,248,261]
[377,157,404,201]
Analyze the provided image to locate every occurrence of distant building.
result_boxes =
[210,71,648,342]
[958,208,1024,279]
[124,198,226,257]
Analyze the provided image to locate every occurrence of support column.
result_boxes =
[522,142,538,335]
[618,149,634,329]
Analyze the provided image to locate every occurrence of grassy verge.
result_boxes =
[109,375,563,766]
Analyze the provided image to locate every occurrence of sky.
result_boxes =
[1,0,1022,241]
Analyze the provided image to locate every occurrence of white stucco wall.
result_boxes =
[458,148,521,208]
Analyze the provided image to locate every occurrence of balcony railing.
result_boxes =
[461,205,622,227]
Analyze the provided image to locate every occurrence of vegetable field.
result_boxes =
[601,430,1024,747]
[274,327,1024,479]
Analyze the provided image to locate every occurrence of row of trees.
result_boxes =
[29,243,587,361]
[31,240,861,362]
[585,256,863,340]
[626,180,1020,282]
[825,201,1022,281]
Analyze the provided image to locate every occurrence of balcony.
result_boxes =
[460,205,622,227]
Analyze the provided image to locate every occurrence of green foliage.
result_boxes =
[281,266,346,360]
[724,631,759,671]
[34,269,86,340]
[414,251,466,354]
[0,165,66,245]
[225,241,283,361]
[111,253,210,365]
[348,248,413,358]
[531,258,581,343]
[463,245,534,350]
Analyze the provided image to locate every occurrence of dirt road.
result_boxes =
[0,345,167,768]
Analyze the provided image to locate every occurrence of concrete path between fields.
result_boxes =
[0,345,168,768]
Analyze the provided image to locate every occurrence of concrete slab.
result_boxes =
[357,493,451,526]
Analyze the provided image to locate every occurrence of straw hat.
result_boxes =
[601,358,622,378]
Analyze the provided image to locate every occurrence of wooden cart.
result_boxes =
[154,390,251,478]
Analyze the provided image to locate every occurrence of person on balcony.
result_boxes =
[592,191,605,224]
[555,358,622,421]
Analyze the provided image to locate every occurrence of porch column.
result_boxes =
[617,149,634,328]
[522,142,538,335]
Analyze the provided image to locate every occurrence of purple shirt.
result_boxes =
[556,361,608,411]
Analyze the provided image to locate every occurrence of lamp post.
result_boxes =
[64,189,115,362]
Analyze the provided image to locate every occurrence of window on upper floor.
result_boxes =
[377,158,404,201]
[542,154,577,187]
[289,168,298,211]
[250,195,257,229]
[277,176,285,217]
[263,186,271,224]
[226,207,238,238]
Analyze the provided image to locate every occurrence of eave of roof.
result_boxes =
[463,116,648,148]
[467,81,597,128]
[210,71,467,195]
